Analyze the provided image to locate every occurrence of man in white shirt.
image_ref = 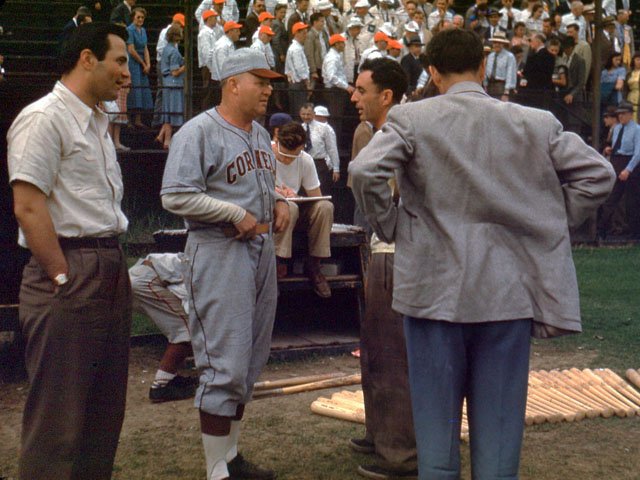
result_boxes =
[273,121,334,298]
[312,105,341,182]
[251,25,276,68]
[198,10,220,109]
[196,0,234,28]
[322,33,355,135]
[561,1,587,42]
[153,13,185,126]
[359,31,388,71]
[428,0,453,30]
[498,0,521,32]
[350,0,378,52]
[210,20,242,105]
[285,21,311,115]
[344,17,364,83]
[299,102,340,193]
[8,23,132,479]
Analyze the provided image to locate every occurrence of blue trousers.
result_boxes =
[403,317,532,480]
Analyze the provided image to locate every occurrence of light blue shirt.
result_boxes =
[285,40,309,83]
[611,120,640,172]
[484,49,517,92]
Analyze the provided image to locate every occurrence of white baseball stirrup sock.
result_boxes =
[202,433,230,480]
[226,420,241,462]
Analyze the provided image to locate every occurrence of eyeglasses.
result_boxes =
[276,142,301,159]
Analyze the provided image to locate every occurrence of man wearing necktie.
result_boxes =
[483,31,517,101]
[598,101,640,238]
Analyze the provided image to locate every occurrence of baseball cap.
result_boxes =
[317,0,333,10]
[329,33,346,45]
[220,48,284,80]
[404,21,419,33]
[314,105,330,117]
[347,18,365,28]
[258,11,275,22]
[354,0,370,8]
[172,13,186,26]
[292,22,309,34]
[387,39,403,50]
[269,112,293,127]
[374,31,388,42]
[214,0,226,4]
[224,20,243,32]
[202,9,218,20]
[259,25,275,35]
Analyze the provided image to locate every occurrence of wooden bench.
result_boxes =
[153,226,368,326]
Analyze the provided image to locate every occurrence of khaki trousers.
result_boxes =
[18,246,131,480]
[274,200,333,258]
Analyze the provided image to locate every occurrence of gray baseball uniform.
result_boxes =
[161,108,278,417]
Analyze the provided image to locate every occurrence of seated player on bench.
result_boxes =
[272,121,334,298]
[129,253,198,402]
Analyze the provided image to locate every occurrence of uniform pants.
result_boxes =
[360,253,417,469]
[403,317,531,480]
[18,246,131,480]
[129,262,190,344]
[186,229,277,416]
[274,200,333,258]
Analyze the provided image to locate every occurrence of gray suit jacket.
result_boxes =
[349,82,615,337]
[304,28,324,73]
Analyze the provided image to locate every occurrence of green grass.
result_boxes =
[548,245,640,369]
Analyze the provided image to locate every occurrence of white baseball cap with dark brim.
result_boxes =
[314,105,330,117]
[220,48,284,80]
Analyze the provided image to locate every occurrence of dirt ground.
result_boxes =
[1,342,639,479]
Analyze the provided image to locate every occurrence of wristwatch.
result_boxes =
[53,273,69,286]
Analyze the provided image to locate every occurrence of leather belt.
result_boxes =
[221,223,271,237]
[58,237,120,249]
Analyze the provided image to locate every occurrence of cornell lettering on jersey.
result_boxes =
[226,149,275,184]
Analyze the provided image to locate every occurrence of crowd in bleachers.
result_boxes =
[45,0,640,239]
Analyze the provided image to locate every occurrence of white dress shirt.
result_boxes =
[285,39,310,83]
[211,35,235,80]
[198,24,216,68]
[251,38,276,68]
[560,13,587,41]
[322,47,349,90]
[156,24,171,63]
[427,10,453,30]
[498,7,522,30]
[8,81,128,247]
[305,120,340,172]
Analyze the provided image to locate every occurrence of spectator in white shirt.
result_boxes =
[428,0,453,30]
[359,31,389,71]
[198,10,220,109]
[195,0,232,29]
[499,0,521,32]
[272,121,334,298]
[344,17,364,83]
[560,1,587,41]
[299,102,339,193]
[210,20,241,106]
[313,105,341,182]
[251,25,276,68]
[285,22,311,115]
[322,33,355,133]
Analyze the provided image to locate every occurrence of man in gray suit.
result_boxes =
[349,28,615,480]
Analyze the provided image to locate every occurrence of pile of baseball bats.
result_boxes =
[309,368,640,440]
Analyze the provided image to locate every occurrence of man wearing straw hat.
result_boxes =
[483,30,516,101]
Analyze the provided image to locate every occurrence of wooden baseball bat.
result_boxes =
[310,400,365,423]
[529,373,589,420]
[563,369,627,418]
[526,387,580,422]
[570,368,633,417]
[532,371,600,418]
[597,369,640,406]
[254,372,350,391]
[551,370,615,418]
[525,396,565,423]
[583,369,639,415]
[625,369,640,391]
[253,374,362,398]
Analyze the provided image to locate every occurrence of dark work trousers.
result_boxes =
[201,66,213,112]
[598,154,631,235]
[18,245,132,480]
[360,252,417,470]
[325,86,349,146]
[626,167,640,236]
[404,317,532,480]
[288,80,308,118]
[314,158,333,197]
[152,62,163,126]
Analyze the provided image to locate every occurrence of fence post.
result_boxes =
[184,0,194,122]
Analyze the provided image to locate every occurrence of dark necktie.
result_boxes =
[507,12,513,31]
[612,124,625,155]
[490,53,498,80]
[304,123,313,152]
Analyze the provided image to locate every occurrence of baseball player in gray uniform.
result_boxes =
[161,48,288,480]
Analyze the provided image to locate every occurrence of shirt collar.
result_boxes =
[53,81,101,135]
[446,81,488,97]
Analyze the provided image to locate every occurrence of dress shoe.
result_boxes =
[349,437,375,454]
